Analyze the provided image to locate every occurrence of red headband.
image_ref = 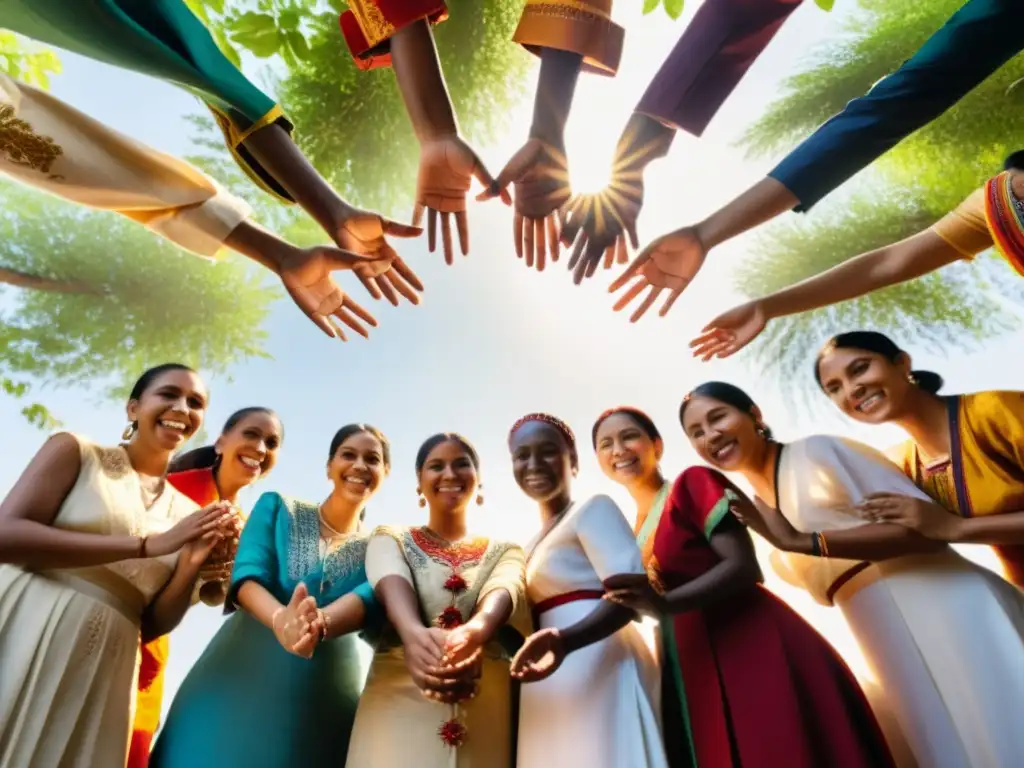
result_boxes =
[508,413,577,452]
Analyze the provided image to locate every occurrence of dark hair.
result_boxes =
[1004,151,1024,172]
[128,363,196,401]
[591,406,662,449]
[815,331,943,395]
[328,424,391,469]
[679,381,773,440]
[169,407,281,474]
[509,413,578,469]
[415,433,479,474]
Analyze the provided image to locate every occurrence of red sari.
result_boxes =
[638,467,893,768]
[127,468,219,768]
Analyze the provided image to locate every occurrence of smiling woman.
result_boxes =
[0,362,234,768]
[129,406,284,768]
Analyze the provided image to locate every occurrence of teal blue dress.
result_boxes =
[150,492,377,767]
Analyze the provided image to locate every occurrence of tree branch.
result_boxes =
[0,266,104,295]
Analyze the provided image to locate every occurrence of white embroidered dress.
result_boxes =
[0,434,197,767]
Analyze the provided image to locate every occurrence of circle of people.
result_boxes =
[3,328,1024,767]
[2,0,1024,766]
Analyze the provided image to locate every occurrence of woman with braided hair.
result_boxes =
[508,413,667,768]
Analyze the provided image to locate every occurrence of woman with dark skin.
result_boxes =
[814,331,1024,587]
[347,433,527,766]
[508,414,667,768]
[129,407,283,768]
[0,362,233,767]
[592,406,892,768]
[680,381,1024,768]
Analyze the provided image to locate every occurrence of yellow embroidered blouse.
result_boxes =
[897,390,1024,587]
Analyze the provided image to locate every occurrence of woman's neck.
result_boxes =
[892,391,950,459]
[740,440,779,505]
[427,507,467,541]
[627,469,667,519]
[538,492,573,526]
[212,466,242,504]
[123,440,170,479]
[320,493,362,535]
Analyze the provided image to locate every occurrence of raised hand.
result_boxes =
[510,627,566,683]
[414,135,507,265]
[481,139,570,272]
[609,225,707,322]
[272,583,321,658]
[334,209,425,307]
[561,176,642,285]
[690,301,768,361]
[145,501,234,557]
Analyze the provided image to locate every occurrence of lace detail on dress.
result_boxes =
[93,445,132,480]
[286,500,321,581]
[323,534,370,587]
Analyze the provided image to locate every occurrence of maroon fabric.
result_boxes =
[649,468,894,767]
[636,0,802,136]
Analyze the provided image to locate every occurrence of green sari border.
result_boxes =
[662,619,698,768]
[703,489,738,540]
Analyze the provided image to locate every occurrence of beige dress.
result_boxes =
[347,526,529,768]
[0,73,249,258]
[0,433,198,768]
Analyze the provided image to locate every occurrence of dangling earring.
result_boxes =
[417,491,426,508]
[906,372,918,385]
[121,421,137,441]
[476,486,484,506]
[755,425,767,438]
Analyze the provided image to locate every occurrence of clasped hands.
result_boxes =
[402,622,487,704]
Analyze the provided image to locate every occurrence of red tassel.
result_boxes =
[437,605,464,630]
[438,718,466,747]
[444,572,468,593]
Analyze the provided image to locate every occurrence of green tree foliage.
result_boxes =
[733,0,1024,382]
[0,31,61,88]
[0,186,276,425]
[189,0,530,215]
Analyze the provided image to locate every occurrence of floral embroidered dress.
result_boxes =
[346,526,528,767]
[0,433,198,768]
[150,492,378,768]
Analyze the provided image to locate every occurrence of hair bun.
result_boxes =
[912,370,944,395]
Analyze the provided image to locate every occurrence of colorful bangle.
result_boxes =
[811,532,822,557]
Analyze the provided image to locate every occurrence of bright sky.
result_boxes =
[1,0,1019,721]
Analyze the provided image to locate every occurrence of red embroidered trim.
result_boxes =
[411,527,488,569]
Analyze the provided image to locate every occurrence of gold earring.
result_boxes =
[906,372,918,385]
[121,421,137,441]
[476,492,484,506]
[417,491,426,508]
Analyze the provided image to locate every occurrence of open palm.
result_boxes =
[690,301,768,361]
[609,226,707,321]
[415,134,505,265]
[562,178,642,285]
[279,245,384,341]
[482,138,570,272]
[336,209,424,307]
